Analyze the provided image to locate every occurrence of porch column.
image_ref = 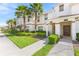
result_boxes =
[55,23,61,36]
[45,24,49,44]
[46,24,49,37]
[71,22,76,40]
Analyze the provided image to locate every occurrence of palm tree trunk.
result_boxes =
[23,16,26,32]
[35,12,37,32]
[10,23,12,29]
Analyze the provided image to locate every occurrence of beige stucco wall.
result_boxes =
[76,21,79,33]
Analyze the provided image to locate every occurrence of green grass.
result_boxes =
[32,44,53,56]
[74,49,79,56]
[5,33,37,48]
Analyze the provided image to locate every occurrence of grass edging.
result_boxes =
[32,44,53,56]
[4,32,37,48]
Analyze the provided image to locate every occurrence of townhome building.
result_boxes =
[16,13,48,32]
[48,3,79,41]
[16,3,79,40]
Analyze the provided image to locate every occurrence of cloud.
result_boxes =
[0,5,12,15]
[0,22,8,27]
[0,3,16,27]
[0,3,18,9]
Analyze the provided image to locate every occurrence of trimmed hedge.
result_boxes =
[48,34,59,44]
[36,31,46,37]
[76,33,79,41]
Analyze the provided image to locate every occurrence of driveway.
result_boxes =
[0,32,45,56]
[48,37,74,56]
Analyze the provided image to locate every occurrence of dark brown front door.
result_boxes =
[63,25,71,36]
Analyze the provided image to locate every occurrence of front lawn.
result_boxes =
[32,44,53,56]
[4,30,46,48]
[5,33,37,48]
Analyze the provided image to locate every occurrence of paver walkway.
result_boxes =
[0,32,45,56]
[48,37,74,56]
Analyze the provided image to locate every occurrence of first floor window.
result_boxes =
[28,15,31,22]
[26,26,29,31]
[38,26,43,31]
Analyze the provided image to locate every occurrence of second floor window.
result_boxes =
[59,5,64,12]
[28,16,31,22]
[44,14,48,20]
[28,18,30,22]
[45,17,48,20]
[37,16,40,22]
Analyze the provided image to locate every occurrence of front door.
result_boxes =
[63,25,71,36]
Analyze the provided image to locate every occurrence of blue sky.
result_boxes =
[0,3,56,27]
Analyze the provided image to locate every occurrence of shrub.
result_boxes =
[48,34,59,44]
[31,31,35,33]
[76,33,79,41]
[36,31,46,37]
[25,29,29,32]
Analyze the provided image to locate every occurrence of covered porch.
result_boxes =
[49,19,76,41]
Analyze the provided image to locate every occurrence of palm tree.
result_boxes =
[12,18,16,29]
[7,19,13,29]
[7,19,16,29]
[15,5,28,31]
[29,3,43,32]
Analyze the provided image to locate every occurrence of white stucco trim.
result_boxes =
[71,22,76,40]
[45,25,49,37]
[55,23,61,36]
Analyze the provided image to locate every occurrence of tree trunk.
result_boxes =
[11,23,12,29]
[35,12,37,32]
[23,16,26,32]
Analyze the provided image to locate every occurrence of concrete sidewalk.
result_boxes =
[48,37,74,56]
[0,32,45,56]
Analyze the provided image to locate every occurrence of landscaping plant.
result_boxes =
[48,34,59,44]
[76,33,79,41]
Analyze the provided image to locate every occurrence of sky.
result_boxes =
[0,3,56,27]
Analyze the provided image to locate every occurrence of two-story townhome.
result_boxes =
[16,12,49,32]
[48,3,79,40]
[16,3,79,41]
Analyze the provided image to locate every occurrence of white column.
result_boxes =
[46,24,49,37]
[55,23,61,36]
[71,22,76,40]
[49,24,53,34]
[45,24,49,44]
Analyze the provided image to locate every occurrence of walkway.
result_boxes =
[0,32,45,56]
[48,37,74,56]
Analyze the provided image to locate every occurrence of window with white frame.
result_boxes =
[75,17,79,20]
[38,26,43,31]
[59,4,64,12]
[44,14,48,20]
[26,26,29,31]
[28,15,31,22]
[37,16,40,22]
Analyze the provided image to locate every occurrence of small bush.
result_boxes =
[48,34,59,44]
[31,31,35,33]
[36,31,46,37]
[76,33,79,41]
